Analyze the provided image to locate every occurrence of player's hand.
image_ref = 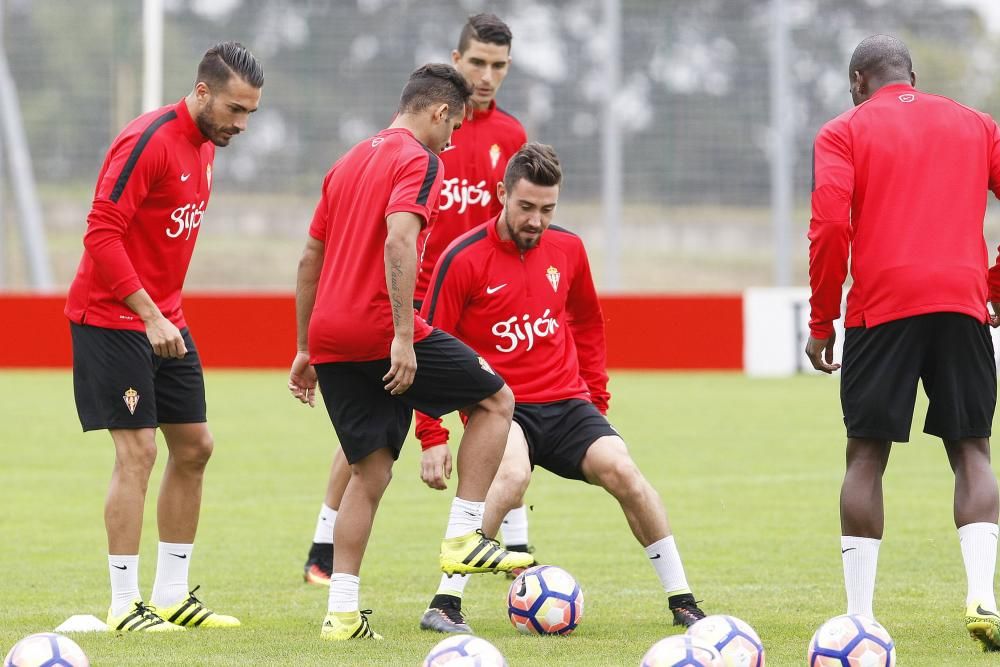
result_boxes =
[420,444,452,490]
[991,301,1000,328]
[805,333,841,374]
[384,336,416,395]
[288,351,318,407]
[145,315,187,359]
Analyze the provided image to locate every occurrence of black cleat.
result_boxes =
[304,542,332,586]
[669,593,706,628]
[419,594,472,634]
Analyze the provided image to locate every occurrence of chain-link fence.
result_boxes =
[2,0,999,291]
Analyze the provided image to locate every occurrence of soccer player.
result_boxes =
[65,42,262,632]
[415,143,707,634]
[806,34,1000,650]
[288,63,533,641]
[302,12,532,586]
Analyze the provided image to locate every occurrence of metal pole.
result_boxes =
[601,0,623,292]
[769,0,793,287]
[143,0,163,112]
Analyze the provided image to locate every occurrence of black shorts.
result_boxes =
[841,312,996,442]
[71,322,207,432]
[514,399,620,481]
[314,329,504,464]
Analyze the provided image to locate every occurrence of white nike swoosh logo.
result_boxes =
[486,284,507,295]
[441,145,457,153]
[180,173,191,182]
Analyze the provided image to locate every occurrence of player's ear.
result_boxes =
[497,181,507,205]
[451,49,462,67]
[433,103,449,124]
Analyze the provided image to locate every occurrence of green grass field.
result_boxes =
[1,370,997,665]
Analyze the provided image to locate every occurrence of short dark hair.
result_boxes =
[196,41,264,91]
[849,34,912,82]
[457,13,513,53]
[398,63,472,118]
[503,143,562,192]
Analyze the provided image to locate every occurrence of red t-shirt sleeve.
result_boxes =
[986,118,1000,301]
[807,119,854,339]
[308,171,334,242]
[386,149,443,226]
[83,134,168,301]
[566,241,610,414]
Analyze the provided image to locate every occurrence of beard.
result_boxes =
[195,101,239,147]
[503,210,541,251]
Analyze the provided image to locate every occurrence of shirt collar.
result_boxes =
[175,98,210,147]
[871,82,915,99]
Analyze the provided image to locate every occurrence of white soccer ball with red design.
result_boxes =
[422,634,507,666]
[641,634,726,666]
[687,615,766,666]
[4,633,89,667]
[807,614,895,666]
[507,565,584,635]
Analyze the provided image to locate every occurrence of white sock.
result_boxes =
[644,536,690,596]
[959,522,999,609]
[501,505,529,547]
[445,497,485,539]
[150,542,193,608]
[109,555,140,616]
[328,573,360,613]
[436,573,471,598]
[842,535,880,618]
[313,503,337,544]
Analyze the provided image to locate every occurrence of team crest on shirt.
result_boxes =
[489,144,501,169]
[546,266,561,292]
[478,356,495,375]
[206,163,212,189]
[123,387,140,415]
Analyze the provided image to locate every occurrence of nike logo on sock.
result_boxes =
[169,553,188,559]
[978,605,1000,618]
[649,554,662,560]
[841,548,856,554]
[111,564,128,570]
[463,511,478,517]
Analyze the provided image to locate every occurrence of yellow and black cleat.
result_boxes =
[107,600,184,632]
[439,529,535,575]
[967,602,1000,652]
[158,585,240,628]
[320,609,383,640]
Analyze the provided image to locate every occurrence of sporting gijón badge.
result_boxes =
[123,387,140,415]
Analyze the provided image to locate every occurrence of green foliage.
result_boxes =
[0,370,998,665]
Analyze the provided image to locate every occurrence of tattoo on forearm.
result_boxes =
[390,259,404,326]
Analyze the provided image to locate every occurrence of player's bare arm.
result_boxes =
[383,211,422,395]
[991,301,1000,328]
[805,332,841,374]
[290,236,324,406]
[123,288,187,359]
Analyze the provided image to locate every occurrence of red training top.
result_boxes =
[415,101,526,300]
[308,128,440,363]
[65,99,215,330]
[808,83,1000,338]
[420,217,609,411]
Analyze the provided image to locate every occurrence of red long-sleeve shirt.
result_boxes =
[808,83,1000,339]
[415,102,526,301]
[65,99,214,330]
[420,217,609,412]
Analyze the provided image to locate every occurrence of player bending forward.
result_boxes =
[416,143,708,634]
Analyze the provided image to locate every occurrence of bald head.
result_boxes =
[848,35,914,105]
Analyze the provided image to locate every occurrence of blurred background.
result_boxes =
[2,0,1000,294]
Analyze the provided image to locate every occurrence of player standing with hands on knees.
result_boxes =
[288,63,532,641]
[65,42,262,632]
[806,34,1000,651]
[301,12,533,587]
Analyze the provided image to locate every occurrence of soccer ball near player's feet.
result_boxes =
[507,565,584,635]
[687,614,766,666]
[808,614,895,666]
[641,634,726,666]
[422,634,508,666]
[4,633,89,667]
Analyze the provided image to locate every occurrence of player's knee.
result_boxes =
[485,384,514,420]
[115,439,158,475]
[496,462,531,498]
[600,458,647,501]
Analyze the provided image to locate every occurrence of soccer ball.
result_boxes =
[687,615,766,666]
[641,634,726,666]
[807,614,895,666]
[422,634,507,667]
[507,565,584,635]
[4,633,89,667]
